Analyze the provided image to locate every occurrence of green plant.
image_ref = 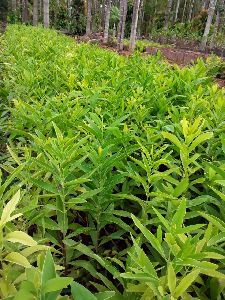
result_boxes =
[15,250,73,300]
[121,201,225,299]
[2,25,225,299]
[0,188,48,299]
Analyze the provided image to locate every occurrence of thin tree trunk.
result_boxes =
[43,0,49,28]
[103,0,111,43]
[86,0,92,35]
[210,1,221,47]
[117,0,127,51]
[129,0,141,51]
[101,0,106,29]
[137,0,145,38]
[22,0,29,23]
[33,0,39,25]
[68,0,72,18]
[164,0,173,30]
[12,0,17,11]
[181,0,188,22]
[188,0,195,22]
[174,0,181,23]
[200,0,217,51]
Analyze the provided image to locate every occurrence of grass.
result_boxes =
[1,24,225,299]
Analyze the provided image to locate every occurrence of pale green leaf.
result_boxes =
[162,132,183,151]
[0,190,21,227]
[5,231,37,246]
[168,263,176,294]
[5,252,31,268]
[189,132,213,152]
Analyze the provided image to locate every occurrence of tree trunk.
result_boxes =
[33,0,39,26]
[188,0,195,23]
[68,0,72,18]
[43,0,49,28]
[86,0,92,35]
[210,0,222,47]
[137,0,144,38]
[174,0,181,23]
[164,0,173,30]
[181,0,188,22]
[117,0,127,51]
[188,0,195,22]
[101,0,105,29]
[129,0,141,51]
[22,0,29,23]
[12,0,17,11]
[103,0,111,43]
[200,0,217,51]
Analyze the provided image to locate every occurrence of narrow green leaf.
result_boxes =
[189,132,213,152]
[173,177,189,198]
[0,190,21,227]
[172,199,186,230]
[174,270,199,298]
[162,132,183,151]
[30,178,58,194]
[41,250,56,287]
[131,215,164,257]
[168,263,176,294]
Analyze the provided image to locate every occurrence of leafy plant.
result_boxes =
[1,25,225,299]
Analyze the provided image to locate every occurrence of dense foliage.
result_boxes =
[1,25,225,299]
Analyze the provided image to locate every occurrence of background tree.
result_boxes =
[129,0,141,50]
[174,0,181,23]
[86,0,92,35]
[201,0,217,50]
[22,0,29,23]
[117,0,127,50]
[164,0,173,29]
[33,0,39,26]
[188,0,195,22]
[103,0,112,43]
[43,0,49,28]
